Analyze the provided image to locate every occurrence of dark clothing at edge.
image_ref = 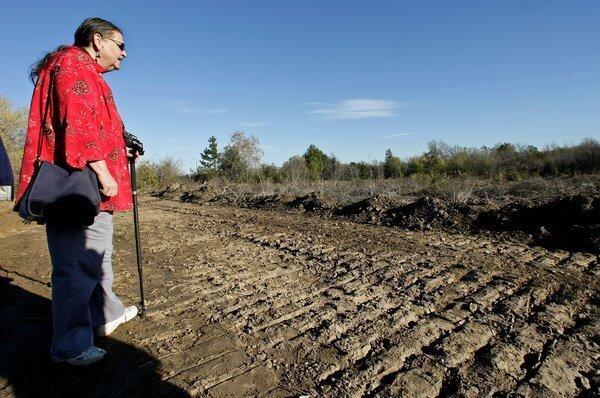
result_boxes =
[0,136,14,200]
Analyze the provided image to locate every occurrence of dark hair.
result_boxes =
[29,17,122,84]
[73,17,122,47]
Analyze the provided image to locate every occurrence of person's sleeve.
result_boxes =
[54,58,103,170]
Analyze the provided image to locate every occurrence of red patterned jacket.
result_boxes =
[15,46,132,212]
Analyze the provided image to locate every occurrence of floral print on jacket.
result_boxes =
[15,46,132,212]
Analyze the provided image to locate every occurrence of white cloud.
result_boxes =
[238,122,268,127]
[169,101,230,114]
[309,98,402,120]
[204,108,231,114]
[381,132,416,140]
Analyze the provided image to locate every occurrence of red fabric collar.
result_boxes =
[71,46,107,73]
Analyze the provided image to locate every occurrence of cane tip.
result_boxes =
[138,308,151,319]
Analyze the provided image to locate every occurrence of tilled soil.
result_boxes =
[0,197,599,397]
[165,184,600,254]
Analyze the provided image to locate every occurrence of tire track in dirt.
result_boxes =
[2,198,589,397]
[2,195,597,397]
[321,274,521,397]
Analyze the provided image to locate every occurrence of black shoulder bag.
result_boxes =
[14,65,101,227]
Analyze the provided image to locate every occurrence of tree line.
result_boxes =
[1,96,598,188]
[178,132,600,186]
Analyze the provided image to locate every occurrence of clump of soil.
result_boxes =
[383,196,469,230]
[335,193,404,224]
[285,192,334,213]
[151,183,182,200]
[475,194,600,253]
[238,194,292,210]
[171,182,224,204]
[335,195,470,230]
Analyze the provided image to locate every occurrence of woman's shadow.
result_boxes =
[0,276,190,397]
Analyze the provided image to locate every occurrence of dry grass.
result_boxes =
[159,174,600,207]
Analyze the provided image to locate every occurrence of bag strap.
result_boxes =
[35,65,60,168]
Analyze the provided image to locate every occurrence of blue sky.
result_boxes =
[1,1,599,170]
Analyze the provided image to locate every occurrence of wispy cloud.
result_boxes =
[309,98,402,120]
[169,101,230,114]
[381,132,416,140]
[204,108,231,114]
[238,122,268,127]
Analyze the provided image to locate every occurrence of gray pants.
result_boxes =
[46,211,125,359]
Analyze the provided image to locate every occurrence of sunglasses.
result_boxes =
[107,38,125,51]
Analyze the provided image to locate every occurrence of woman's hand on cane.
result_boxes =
[124,130,144,161]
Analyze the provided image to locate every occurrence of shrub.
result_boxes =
[136,160,159,189]
[282,155,309,181]
[384,149,403,178]
[219,146,248,182]
[304,144,327,181]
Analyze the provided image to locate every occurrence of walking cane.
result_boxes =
[129,157,146,317]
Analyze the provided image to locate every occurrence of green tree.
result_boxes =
[492,142,519,180]
[404,156,426,176]
[323,154,341,180]
[199,136,219,174]
[383,149,403,178]
[348,161,373,180]
[424,141,447,175]
[219,145,248,182]
[259,163,283,183]
[303,144,327,181]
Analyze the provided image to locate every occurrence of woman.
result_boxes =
[15,17,139,365]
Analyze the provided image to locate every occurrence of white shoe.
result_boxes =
[52,346,106,366]
[96,306,138,337]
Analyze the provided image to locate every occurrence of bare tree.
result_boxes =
[228,131,263,169]
[282,155,309,181]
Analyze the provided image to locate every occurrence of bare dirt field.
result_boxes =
[1,195,599,397]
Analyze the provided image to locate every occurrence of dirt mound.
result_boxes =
[157,182,600,254]
[285,192,334,213]
[384,196,469,230]
[476,194,600,253]
[336,195,472,230]
[169,181,227,204]
[150,183,182,200]
[335,193,403,224]
[237,194,292,210]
